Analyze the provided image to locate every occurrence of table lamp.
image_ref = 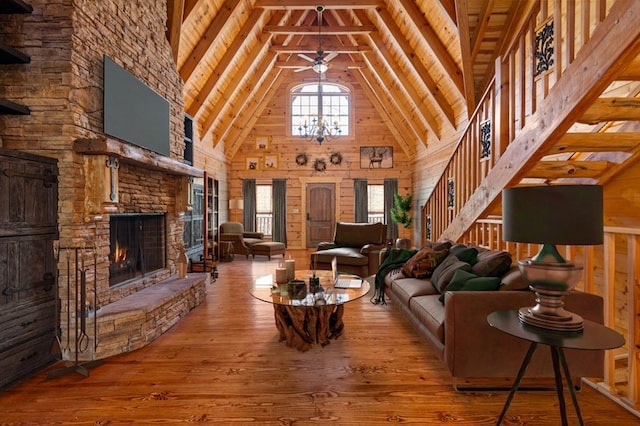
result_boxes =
[502,185,603,332]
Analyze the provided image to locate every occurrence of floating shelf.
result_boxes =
[0,99,30,115]
[0,44,30,64]
[0,0,33,14]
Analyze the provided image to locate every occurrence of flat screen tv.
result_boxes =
[103,55,170,156]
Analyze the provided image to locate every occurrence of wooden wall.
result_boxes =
[227,69,413,248]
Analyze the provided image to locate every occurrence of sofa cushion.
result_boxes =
[311,247,368,266]
[471,250,512,277]
[409,295,446,343]
[449,244,479,264]
[430,254,472,293]
[391,277,439,305]
[499,265,530,291]
[333,222,386,247]
[401,247,448,279]
[383,268,406,290]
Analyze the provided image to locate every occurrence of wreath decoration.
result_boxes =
[295,152,308,166]
[329,152,343,165]
[313,158,327,173]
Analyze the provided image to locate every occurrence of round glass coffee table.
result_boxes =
[250,270,370,351]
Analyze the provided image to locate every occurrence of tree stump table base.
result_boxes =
[273,304,345,351]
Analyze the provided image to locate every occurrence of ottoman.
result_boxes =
[251,242,286,260]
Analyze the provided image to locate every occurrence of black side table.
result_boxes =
[487,310,624,426]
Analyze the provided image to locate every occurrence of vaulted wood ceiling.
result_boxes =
[166,0,532,158]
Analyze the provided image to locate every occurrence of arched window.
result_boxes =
[290,83,350,138]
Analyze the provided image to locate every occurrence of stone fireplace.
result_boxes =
[53,137,208,362]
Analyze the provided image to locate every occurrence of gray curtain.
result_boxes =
[354,178,368,223]
[242,179,256,232]
[272,179,287,245]
[384,178,398,240]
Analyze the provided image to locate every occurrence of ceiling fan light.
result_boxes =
[313,63,328,73]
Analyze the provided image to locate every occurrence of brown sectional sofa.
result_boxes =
[379,242,605,389]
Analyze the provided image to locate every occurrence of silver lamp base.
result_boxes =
[517,259,585,332]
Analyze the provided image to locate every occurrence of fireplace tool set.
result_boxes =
[47,244,104,379]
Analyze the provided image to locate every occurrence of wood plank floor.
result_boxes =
[0,249,638,425]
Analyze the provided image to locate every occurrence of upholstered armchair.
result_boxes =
[219,222,265,258]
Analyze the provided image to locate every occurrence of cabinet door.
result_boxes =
[0,149,58,237]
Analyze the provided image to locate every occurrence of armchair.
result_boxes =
[310,222,387,277]
[219,222,265,259]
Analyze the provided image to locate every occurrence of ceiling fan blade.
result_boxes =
[294,66,312,73]
[324,52,338,62]
[297,53,315,63]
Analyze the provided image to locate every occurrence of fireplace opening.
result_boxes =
[109,214,166,287]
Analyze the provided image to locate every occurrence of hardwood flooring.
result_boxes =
[0,249,638,425]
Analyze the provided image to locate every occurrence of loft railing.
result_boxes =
[421,0,616,244]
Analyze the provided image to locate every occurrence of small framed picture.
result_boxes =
[255,135,271,151]
[263,154,279,170]
[360,146,393,169]
[245,156,261,170]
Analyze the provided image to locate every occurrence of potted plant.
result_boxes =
[390,193,413,248]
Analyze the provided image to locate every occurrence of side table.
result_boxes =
[487,310,624,426]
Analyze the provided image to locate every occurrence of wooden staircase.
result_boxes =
[421,0,640,414]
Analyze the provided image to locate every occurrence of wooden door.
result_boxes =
[306,183,335,248]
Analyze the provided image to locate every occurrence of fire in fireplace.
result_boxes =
[109,214,166,287]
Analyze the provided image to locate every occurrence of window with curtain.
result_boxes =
[290,83,350,137]
[183,182,204,249]
[256,184,272,237]
[367,184,384,224]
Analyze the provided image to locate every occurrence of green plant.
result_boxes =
[390,193,413,229]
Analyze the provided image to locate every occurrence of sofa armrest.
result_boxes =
[360,243,386,254]
[443,290,604,380]
[317,242,338,251]
[243,231,264,239]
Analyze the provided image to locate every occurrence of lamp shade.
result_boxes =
[502,185,603,245]
[229,199,244,210]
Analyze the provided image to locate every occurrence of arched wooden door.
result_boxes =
[306,183,335,248]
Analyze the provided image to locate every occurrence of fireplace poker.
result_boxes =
[78,246,89,352]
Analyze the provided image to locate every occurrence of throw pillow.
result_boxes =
[439,270,501,303]
[449,244,479,264]
[471,250,512,277]
[400,247,449,279]
[430,254,472,293]
[422,240,453,252]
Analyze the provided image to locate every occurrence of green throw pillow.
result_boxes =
[439,270,501,303]
[449,244,479,264]
[430,254,471,293]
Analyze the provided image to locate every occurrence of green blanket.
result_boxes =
[371,248,417,304]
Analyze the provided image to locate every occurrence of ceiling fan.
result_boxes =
[294,5,338,78]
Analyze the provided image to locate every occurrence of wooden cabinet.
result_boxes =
[0,148,59,390]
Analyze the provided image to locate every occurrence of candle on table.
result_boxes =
[275,266,287,284]
[285,257,295,281]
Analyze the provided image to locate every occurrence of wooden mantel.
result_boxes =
[74,137,203,177]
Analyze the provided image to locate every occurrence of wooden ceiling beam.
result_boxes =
[255,0,384,9]
[198,12,287,137]
[578,97,640,124]
[437,0,457,26]
[525,160,612,179]
[185,8,267,117]
[183,0,199,21]
[179,0,244,83]
[395,0,464,98]
[270,43,371,53]
[455,0,477,115]
[357,9,456,128]
[547,132,640,154]
[166,0,185,62]
[263,25,375,35]
[469,0,495,65]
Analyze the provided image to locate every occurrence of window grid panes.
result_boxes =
[256,184,272,237]
[291,83,350,136]
[368,184,384,224]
